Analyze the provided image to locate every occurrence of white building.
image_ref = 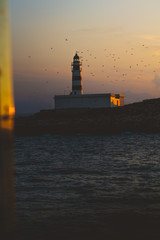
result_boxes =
[55,53,124,109]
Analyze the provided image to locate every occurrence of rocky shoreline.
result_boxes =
[15,98,160,136]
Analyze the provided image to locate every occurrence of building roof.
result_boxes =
[55,93,124,99]
[74,53,80,60]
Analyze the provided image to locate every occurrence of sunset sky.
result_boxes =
[10,0,160,114]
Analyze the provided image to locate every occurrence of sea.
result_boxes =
[15,133,160,240]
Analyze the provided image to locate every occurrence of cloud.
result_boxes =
[74,28,96,33]
[152,74,160,88]
[123,91,154,104]
[136,34,158,41]
[73,26,123,35]
[153,51,160,56]
[13,76,66,114]
[105,26,123,33]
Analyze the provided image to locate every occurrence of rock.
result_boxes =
[15,98,160,136]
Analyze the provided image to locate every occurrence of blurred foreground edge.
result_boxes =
[0,0,15,239]
[0,119,15,240]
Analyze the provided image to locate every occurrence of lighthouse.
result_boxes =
[54,53,124,109]
[71,52,83,95]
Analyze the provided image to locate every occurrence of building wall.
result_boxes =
[111,94,124,107]
[55,94,124,109]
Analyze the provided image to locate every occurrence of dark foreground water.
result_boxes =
[15,134,160,240]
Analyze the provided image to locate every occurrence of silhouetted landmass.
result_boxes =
[15,98,160,136]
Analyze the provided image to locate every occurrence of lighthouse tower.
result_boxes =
[71,52,83,95]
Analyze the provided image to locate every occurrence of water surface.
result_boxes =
[15,134,160,239]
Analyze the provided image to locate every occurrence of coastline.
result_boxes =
[15,98,160,136]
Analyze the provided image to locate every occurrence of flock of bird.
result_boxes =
[27,38,160,91]
[77,45,159,81]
